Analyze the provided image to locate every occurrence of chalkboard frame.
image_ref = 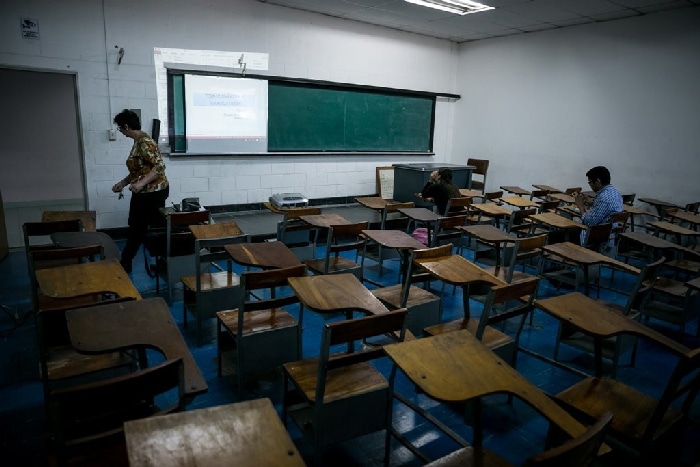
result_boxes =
[167,70,459,155]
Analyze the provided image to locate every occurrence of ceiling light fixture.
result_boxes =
[404,0,494,16]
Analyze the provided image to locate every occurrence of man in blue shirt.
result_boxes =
[574,166,623,246]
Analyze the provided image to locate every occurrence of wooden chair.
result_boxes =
[304,221,368,280]
[282,309,408,464]
[622,193,636,206]
[640,275,700,338]
[444,196,472,216]
[424,277,540,368]
[23,219,84,277]
[144,210,211,304]
[424,412,613,467]
[216,264,307,396]
[432,215,467,253]
[554,346,700,464]
[181,234,249,347]
[48,358,185,466]
[378,201,414,272]
[553,257,665,377]
[530,189,549,202]
[277,206,322,261]
[41,210,97,232]
[505,208,538,237]
[484,233,548,285]
[684,201,700,214]
[538,200,560,213]
[467,158,489,194]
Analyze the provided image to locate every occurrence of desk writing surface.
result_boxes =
[384,330,586,438]
[471,203,511,217]
[300,213,352,228]
[529,212,584,230]
[500,196,538,209]
[66,297,207,397]
[620,231,695,254]
[648,221,700,237]
[355,196,395,210]
[666,209,700,226]
[361,229,426,250]
[399,207,440,223]
[500,186,531,196]
[225,241,301,269]
[288,274,390,316]
[532,184,563,193]
[414,254,505,287]
[35,259,141,300]
[189,222,243,239]
[125,398,305,467]
[544,242,639,275]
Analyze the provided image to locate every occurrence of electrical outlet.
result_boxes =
[108,129,117,141]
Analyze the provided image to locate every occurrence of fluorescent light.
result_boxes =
[404,0,494,16]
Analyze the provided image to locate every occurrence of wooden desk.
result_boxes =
[189,221,243,239]
[225,241,302,269]
[500,195,538,209]
[458,188,484,199]
[399,207,440,245]
[35,259,141,300]
[619,231,696,259]
[66,297,207,398]
[300,213,352,229]
[543,242,639,296]
[362,229,426,283]
[499,185,531,197]
[471,202,511,219]
[536,292,689,375]
[666,209,700,229]
[288,273,390,317]
[124,398,304,467]
[532,184,563,194]
[647,220,700,245]
[414,252,504,319]
[42,210,96,232]
[529,212,585,242]
[355,196,396,211]
[50,231,122,260]
[384,330,589,455]
[460,225,516,268]
[638,197,677,217]
[548,192,576,204]
[623,204,657,232]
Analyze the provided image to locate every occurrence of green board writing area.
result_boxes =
[268,81,434,152]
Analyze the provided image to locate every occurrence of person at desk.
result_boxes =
[419,168,461,215]
[574,165,623,246]
[111,109,169,273]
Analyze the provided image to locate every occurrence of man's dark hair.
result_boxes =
[438,167,454,183]
[586,166,611,186]
[113,109,141,130]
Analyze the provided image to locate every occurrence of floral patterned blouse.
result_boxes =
[126,133,168,193]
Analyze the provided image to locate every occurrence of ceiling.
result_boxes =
[258,0,699,43]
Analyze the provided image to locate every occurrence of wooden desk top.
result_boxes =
[620,231,695,253]
[471,203,511,217]
[300,213,352,228]
[66,297,207,397]
[225,242,302,269]
[263,201,314,216]
[499,186,531,196]
[125,398,304,467]
[35,259,141,300]
[623,204,656,216]
[362,229,426,250]
[548,192,576,204]
[532,184,562,193]
[414,253,505,287]
[544,242,640,275]
[460,225,516,243]
[648,221,700,236]
[189,221,243,239]
[42,210,96,232]
[399,207,441,223]
[288,273,390,316]
[666,210,700,226]
[638,197,677,208]
[536,292,689,357]
[500,196,539,209]
[51,231,122,260]
[355,196,396,210]
[529,212,585,230]
[458,189,484,198]
[686,276,700,292]
[384,330,587,439]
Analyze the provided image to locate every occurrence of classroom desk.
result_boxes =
[543,242,640,296]
[384,330,590,460]
[548,192,576,204]
[288,273,390,318]
[66,297,207,398]
[299,213,352,229]
[413,252,505,318]
[225,241,302,270]
[34,258,141,300]
[666,209,700,229]
[528,212,585,242]
[124,398,305,467]
[647,221,700,245]
[499,195,538,209]
[536,292,689,376]
[531,184,563,193]
[458,188,485,199]
[499,185,531,197]
[470,202,512,224]
[399,207,440,246]
[189,221,243,239]
[50,231,122,260]
[638,197,678,217]
[623,204,657,232]
[362,229,426,283]
[355,196,397,211]
[460,224,516,268]
[619,231,696,260]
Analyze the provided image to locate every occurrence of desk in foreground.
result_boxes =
[125,398,305,467]
[288,273,390,317]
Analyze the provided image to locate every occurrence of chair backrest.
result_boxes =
[444,196,472,215]
[315,309,408,403]
[467,158,489,193]
[473,277,540,341]
[684,201,700,214]
[402,244,454,301]
[530,190,549,201]
[193,234,249,294]
[622,257,665,315]
[524,412,613,467]
[381,202,414,229]
[23,220,85,277]
[565,187,582,195]
[582,223,613,252]
[41,211,97,232]
[166,210,211,258]
[482,191,503,204]
[48,358,185,461]
[622,193,636,206]
[506,208,537,235]
[432,215,467,251]
[321,221,369,272]
[498,233,548,282]
[538,200,560,213]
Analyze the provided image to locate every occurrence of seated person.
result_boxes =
[574,165,623,247]
[419,168,461,216]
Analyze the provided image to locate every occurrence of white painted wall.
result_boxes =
[454,8,700,206]
[0,0,457,246]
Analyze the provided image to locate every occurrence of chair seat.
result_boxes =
[424,318,513,351]
[556,377,683,446]
[45,345,133,381]
[181,271,240,291]
[304,257,360,275]
[425,447,511,467]
[283,358,388,404]
[217,308,297,335]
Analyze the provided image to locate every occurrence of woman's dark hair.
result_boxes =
[113,109,141,130]
[438,168,454,183]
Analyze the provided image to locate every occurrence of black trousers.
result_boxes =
[120,187,169,270]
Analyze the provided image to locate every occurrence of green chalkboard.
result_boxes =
[268,82,434,152]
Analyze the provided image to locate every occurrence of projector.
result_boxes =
[269,193,309,209]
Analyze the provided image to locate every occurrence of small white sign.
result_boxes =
[20,17,40,40]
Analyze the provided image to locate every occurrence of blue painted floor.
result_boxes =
[1,208,699,466]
